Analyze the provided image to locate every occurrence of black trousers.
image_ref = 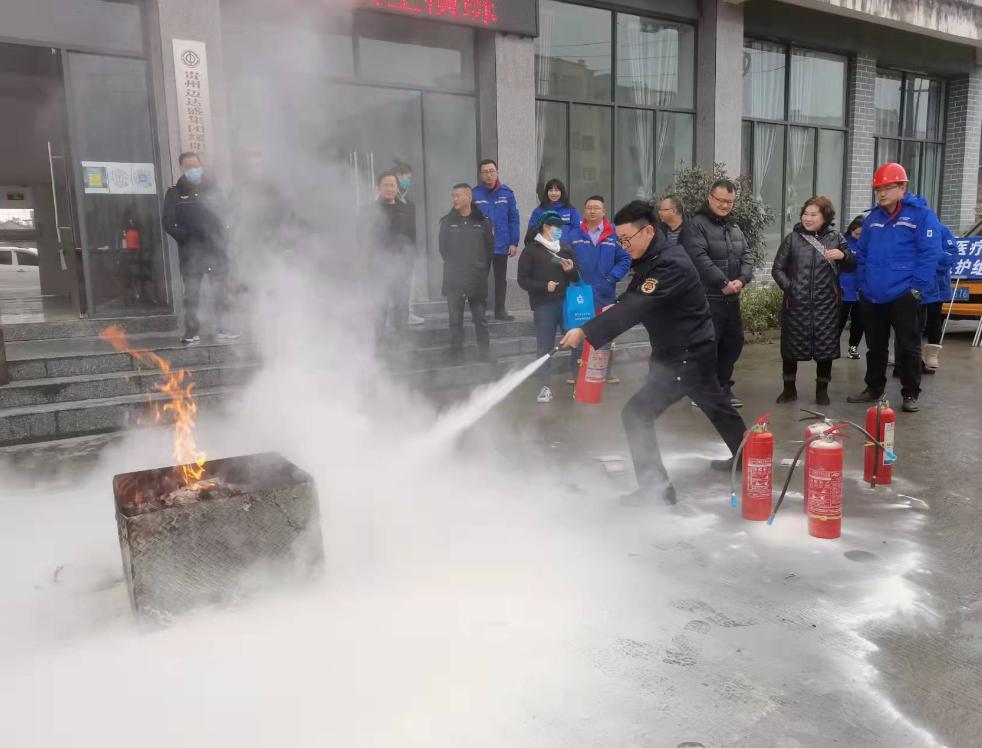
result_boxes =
[838,301,864,347]
[783,358,833,383]
[622,341,747,490]
[447,294,489,352]
[490,254,509,314]
[920,301,943,344]
[862,293,922,398]
[182,266,229,338]
[709,299,744,394]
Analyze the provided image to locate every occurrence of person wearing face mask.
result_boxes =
[393,159,425,327]
[771,196,855,406]
[162,152,235,345]
[527,179,581,233]
[517,211,579,403]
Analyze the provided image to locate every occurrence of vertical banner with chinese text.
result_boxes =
[172,39,212,162]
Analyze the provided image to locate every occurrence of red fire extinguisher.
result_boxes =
[741,416,773,521]
[122,214,141,252]
[573,341,609,404]
[803,419,833,512]
[805,427,845,540]
[864,400,895,486]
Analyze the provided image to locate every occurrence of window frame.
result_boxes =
[873,68,946,207]
[740,40,849,240]
[534,0,698,204]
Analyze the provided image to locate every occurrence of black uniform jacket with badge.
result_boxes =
[582,228,715,361]
[771,224,855,361]
[162,176,229,273]
[438,206,495,299]
[683,206,754,302]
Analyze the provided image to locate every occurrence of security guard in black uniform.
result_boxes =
[560,201,747,505]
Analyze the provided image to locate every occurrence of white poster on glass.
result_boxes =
[81,162,157,194]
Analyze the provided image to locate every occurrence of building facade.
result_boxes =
[1,0,980,331]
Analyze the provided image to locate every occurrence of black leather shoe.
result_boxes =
[620,483,677,506]
[710,458,740,472]
[902,396,919,412]
[847,388,883,403]
[494,312,515,321]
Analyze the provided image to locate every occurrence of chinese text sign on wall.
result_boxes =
[172,39,213,161]
[953,237,982,279]
[354,0,538,36]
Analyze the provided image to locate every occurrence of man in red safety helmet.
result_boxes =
[846,162,944,412]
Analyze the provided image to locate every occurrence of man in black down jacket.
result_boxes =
[162,152,233,345]
[683,179,754,407]
[439,184,494,360]
[560,201,748,506]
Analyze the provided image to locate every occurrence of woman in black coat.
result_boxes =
[517,210,580,404]
[771,195,855,406]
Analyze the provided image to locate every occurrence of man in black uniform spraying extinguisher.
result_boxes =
[560,201,747,505]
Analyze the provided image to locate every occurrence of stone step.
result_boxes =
[0,361,259,409]
[4,338,257,382]
[1,314,178,342]
[0,384,237,447]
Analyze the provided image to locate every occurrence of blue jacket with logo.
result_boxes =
[856,194,944,304]
[923,223,957,304]
[472,181,520,256]
[527,203,582,233]
[568,218,632,308]
[839,234,861,302]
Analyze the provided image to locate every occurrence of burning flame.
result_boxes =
[100,325,207,485]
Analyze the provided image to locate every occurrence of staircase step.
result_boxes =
[0,361,259,408]
[4,338,257,382]
[0,384,236,447]
[1,314,178,342]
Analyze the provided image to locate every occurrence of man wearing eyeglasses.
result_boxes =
[683,179,754,408]
[559,200,747,507]
[846,162,944,413]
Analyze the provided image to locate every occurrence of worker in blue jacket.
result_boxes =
[528,178,581,233]
[847,163,944,412]
[566,195,631,383]
[920,224,957,370]
[838,214,866,360]
[472,159,521,320]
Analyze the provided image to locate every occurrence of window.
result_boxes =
[15,250,38,267]
[874,70,945,207]
[742,42,848,259]
[535,2,695,208]
[0,250,11,266]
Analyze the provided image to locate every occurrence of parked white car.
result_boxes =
[0,246,41,296]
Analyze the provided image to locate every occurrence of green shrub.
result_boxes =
[666,162,774,269]
[740,282,784,337]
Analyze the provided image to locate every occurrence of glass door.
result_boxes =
[64,51,170,318]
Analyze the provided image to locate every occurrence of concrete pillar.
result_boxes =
[695,0,744,176]
[153,0,229,177]
[493,33,536,276]
[940,64,982,230]
[844,53,877,220]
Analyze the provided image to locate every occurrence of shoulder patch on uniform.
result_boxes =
[640,278,658,294]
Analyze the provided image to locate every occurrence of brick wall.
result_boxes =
[844,53,876,221]
[940,69,982,230]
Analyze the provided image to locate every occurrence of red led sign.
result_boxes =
[355,0,537,35]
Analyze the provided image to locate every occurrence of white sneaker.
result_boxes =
[407,313,425,326]
[536,386,553,403]
[216,331,240,341]
[180,335,200,346]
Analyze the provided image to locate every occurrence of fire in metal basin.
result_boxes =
[113,452,324,623]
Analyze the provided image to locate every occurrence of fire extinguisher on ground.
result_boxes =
[573,340,610,404]
[804,428,846,539]
[802,418,834,512]
[740,415,773,521]
[864,400,896,486]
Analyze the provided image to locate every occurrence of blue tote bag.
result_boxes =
[564,282,595,331]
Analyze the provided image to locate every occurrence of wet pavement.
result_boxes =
[1,325,980,747]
